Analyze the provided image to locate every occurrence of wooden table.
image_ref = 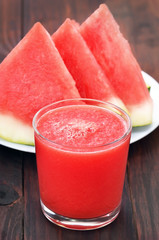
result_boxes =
[0,0,159,239]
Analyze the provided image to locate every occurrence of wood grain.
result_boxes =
[127,0,159,80]
[124,1,159,239]
[128,131,159,240]
[0,146,23,240]
[0,0,22,62]
[22,0,105,35]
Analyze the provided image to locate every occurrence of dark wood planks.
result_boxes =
[127,0,159,79]
[124,0,159,239]
[0,0,22,62]
[0,0,23,239]
[22,0,105,35]
[128,132,159,240]
[0,146,23,240]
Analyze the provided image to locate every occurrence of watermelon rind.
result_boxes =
[147,85,151,92]
[128,100,153,127]
[108,97,129,115]
[0,113,34,145]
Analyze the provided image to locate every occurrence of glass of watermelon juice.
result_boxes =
[33,98,132,230]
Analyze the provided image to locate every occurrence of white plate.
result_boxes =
[0,71,158,153]
[0,139,35,153]
[130,71,159,144]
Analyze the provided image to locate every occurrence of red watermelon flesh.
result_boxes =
[0,22,80,144]
[52,19,127,112]
[80,4,153,126]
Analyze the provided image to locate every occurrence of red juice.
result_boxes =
[34,100,131,220]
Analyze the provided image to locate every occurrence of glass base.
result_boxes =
[40,200,121,230]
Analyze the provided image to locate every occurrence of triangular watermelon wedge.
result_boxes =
[0,22,80,145]
[80,4,153,126]
[52,19,128,113]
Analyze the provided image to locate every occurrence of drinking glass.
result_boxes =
[33,99,132,230]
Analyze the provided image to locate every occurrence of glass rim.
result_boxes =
[32,98,132,150]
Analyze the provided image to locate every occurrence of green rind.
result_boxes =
[128,100,153,127]
[0,113,34,145]
[147,85,151,92]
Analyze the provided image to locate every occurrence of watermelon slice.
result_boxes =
[52,19,127,112]
[0,22,80,145]
[80,4,153,126]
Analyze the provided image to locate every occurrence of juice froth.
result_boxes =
[37,105,127,148]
